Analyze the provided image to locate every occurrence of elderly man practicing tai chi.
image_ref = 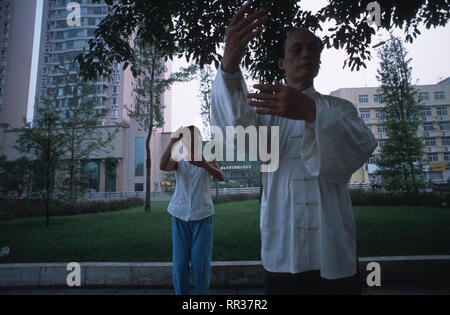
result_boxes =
[211,2,377,295]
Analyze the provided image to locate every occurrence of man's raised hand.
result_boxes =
[222,1,268,74]
[247,82,317,123]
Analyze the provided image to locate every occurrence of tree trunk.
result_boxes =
[45,191,50,227]
[145,130,152,214]
[45,164,50,227]
[70,159,74,204]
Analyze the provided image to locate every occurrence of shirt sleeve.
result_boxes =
[211,65,270,132]
[300,95,378,184]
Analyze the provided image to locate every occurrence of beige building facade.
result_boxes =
[331,78,450,184]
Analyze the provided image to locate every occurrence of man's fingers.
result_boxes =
[248,100,278,109]
[229,1,253,26]
[236,7,266,29]
[237,15,268,40]
[242,26,264,45]
[247,92,277,101]
[253,83,284,93]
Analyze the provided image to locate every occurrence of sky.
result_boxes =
[27,0,44,122]
[28,0,450,131]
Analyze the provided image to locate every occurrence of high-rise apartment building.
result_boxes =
[0,0,37,129]
[1,0,173,195]
[331,78,450,183]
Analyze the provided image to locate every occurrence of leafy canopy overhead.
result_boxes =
[78,0,449,83]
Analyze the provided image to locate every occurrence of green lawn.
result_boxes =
[0,200,449,263]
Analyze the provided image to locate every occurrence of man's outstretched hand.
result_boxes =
[222,1,268,74]
[247,82,317,123]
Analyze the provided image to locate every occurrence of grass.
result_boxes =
[0,200,449,263]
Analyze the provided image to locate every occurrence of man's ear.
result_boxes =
[278,58,285,71]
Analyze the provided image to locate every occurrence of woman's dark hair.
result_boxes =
[278,28,324,59]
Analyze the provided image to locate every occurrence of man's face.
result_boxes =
[278,30,322,84]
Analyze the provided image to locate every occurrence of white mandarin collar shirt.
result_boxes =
[167,159,214,222]
[211,66,377,279]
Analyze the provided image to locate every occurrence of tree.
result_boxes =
[374,35,427,193]
[126,40,197,213]
[78,0,449,83]
[103,157,120,194]
[198,65,215,139]
[55,65,119,204]
[161,171,176,193]
[197,65,222,198]
[16,99,68,226]
[0,156,30,198]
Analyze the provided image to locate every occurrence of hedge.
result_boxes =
[0,198,144,221]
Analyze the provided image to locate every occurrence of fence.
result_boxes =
[82,187,261,201]
[82,185,392,201]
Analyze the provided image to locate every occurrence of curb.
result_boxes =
[1,256,449,288]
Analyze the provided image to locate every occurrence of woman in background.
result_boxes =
[160,126,224,295]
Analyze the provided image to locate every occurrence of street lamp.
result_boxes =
[372,41,387,49]
[372,36,402,49]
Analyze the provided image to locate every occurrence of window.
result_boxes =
[377,125,387,134]
[421,108,432,117]
[135,137,145,177]
[368,156,376,164]
[425,139,436,147]
[427,153,438,162]
[135,183,144,192]
[112,97,117,105]
[378,140,385,147]
[442,138,450,146]
[358,95,369,103]
[360,111,370,119]
[373,94,384,103]
[110,107,118,119]
[423,124,434,131]
[437,108,448,116]
[112,86,118,94]
[435,91,445,100]
[440,123,450,131]
[419,92,429,101]
[444,153,450,162]
[376,111,386,120]
[84,161,100,192]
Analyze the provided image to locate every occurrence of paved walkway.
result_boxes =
[1,284,449,295]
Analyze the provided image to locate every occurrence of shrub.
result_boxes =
[213,193,260,204]
[349,191,450,208]
[0,198,144,221]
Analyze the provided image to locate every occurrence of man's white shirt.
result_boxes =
[211,66,377,279]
